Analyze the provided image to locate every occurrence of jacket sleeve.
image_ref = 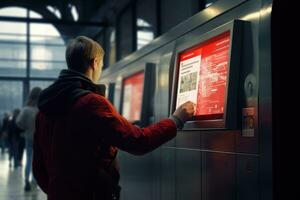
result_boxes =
[87,95,177,155]
[32,113,49,194]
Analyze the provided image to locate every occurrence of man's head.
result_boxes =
[65,36,104,83]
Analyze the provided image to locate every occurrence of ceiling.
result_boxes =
[0,0,107,22]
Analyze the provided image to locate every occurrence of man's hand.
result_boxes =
[173,101,195,124]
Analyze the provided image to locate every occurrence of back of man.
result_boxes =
[34,77,179,199]
[34,93,114,199]
[33,36,194,200]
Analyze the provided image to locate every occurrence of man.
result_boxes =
[33,36,194,200]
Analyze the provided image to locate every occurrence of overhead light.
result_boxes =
[46,5,61,19]
[70,5,79,21]
[205,3,213,8]
[242,6,272,21]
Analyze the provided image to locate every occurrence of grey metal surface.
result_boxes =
[236,155,260,200]
[160,148,176,200]
[169,20,245,130]
[201,131,237,152]
[176,149,201,200]
[101,0,248,78]
[176,131,201,149]
[140,63,157,126]
[202,152,236,200]
[118,151,154,200]
[258,0,273,199]
[100,0,273,200]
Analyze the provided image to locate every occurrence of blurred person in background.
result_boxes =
[1,112,10,154]
[0,117,2,153]
[17,126,26,167]
[16,87,42,191]
[7,108,23,168]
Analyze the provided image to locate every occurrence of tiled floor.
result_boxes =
[0,151,47,200]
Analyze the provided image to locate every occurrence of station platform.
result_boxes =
[0,152,46,200]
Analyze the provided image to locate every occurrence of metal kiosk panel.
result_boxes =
[120,63,156,127]
[170,20,245,130]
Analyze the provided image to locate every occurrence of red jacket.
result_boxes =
[33,82,177,200]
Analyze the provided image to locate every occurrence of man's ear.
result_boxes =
[90,58,97,71]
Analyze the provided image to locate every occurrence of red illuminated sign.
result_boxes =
[122,72,144,121]
[176,31,231,119]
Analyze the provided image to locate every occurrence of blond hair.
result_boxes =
[65,36,104,73]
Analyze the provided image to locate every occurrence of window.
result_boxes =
[0,81,23,117]
[137,19,154,50]
[0,8,27,77]
[109,29,116,66]
[0,7,27,18]
[29,11,66,78]
[0,7,66,114]
[136,0,156,49]
[30,80,53,90]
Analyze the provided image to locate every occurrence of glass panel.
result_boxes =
[30,61,66,78]
[30,80,54,90]
[29,10,43,19]
[0,22,26,35]
[136,0,156,49]
[0,43,26,60]
[29,23,66,78]
[30,44,66,61]
[30,23,61,37]
[0,33,26,42]
[0,42,26,76]
[30,35,65,45]
[0,81,23,117]
[0,11,27,77]
[0,7,27,18]
[108,29,116,66]
[137,19,154,50]
[0,67,26,77]
[0,60,26,69]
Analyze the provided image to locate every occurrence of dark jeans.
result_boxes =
[0,136,5,153]
[25,139,33,182]
[18,137,25,164]
[8,138,21,167]
[0,134,9,153]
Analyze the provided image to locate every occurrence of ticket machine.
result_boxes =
[171,20,243,129]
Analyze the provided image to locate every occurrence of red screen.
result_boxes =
[122,72,144,121]
[176,31,230,119]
